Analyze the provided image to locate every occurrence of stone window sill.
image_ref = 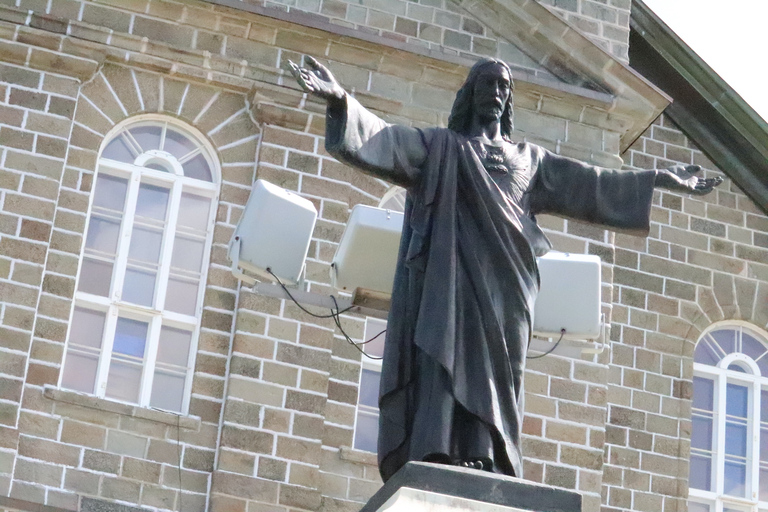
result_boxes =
[339,445,378,466]
[43,385,201,431]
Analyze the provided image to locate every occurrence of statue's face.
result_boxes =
[471,64,511,123]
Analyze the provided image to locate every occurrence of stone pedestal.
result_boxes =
[360,462,581,512]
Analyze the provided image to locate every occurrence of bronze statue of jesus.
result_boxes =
[291,57,721,482]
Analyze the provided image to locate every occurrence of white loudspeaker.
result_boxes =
[533,251,602,340]
[331,205,404,294]
[331,205,603,341]
[228,179,317,285]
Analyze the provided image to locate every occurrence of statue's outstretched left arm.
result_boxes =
[529,148,723,235]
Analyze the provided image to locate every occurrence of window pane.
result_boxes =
[691,416,713,450]
[157,326,192,366]
[85,217,121,256]
[145,162,172,173]
[760,467,768,501]
[182,154,212,182]
[171,236,205,273]
[724,460,747,497]
[136,184,169,221]
[745,331,768,376]
[694,340,719,366]
[688,503,710,512]
[113,318,148,358]
[727,383,749,418]
[757,357,768,378]
[742,332,767,361]
[93,175,128,211]
[762,389,768,423]
[60,351,99,393]
[82,174,128,298]
[124,184,168,308]
[129,125,161,152]
[177,193,211,232]
[78,258,113,296]
[693,376,714,410]
[122,268,156,306]
[164,128,196,159]
[359,368,381,409]
[165,278,199,316]
[101,136,135,163]
[761,428,768,462]
[105,360,142,403]
[149,369,185,412]
[689,454,712,490]
[70,308,106,349]
[128,227,163,263]
[725,422,748,457]
[364,319,387,359]
[354,410,379,453]
[712,329,736,355]
[728,363,748,373]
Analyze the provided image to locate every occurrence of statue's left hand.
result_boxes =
[655,165,723,195]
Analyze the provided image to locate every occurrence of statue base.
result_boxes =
[360,462,582,512]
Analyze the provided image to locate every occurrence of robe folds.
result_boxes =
[325,95,657,482]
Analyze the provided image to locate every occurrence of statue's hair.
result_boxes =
[447,58,515,140]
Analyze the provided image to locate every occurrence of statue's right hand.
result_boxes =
[288,56,345,104]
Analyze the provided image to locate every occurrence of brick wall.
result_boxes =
[207,0,631,67]
[0,0,766,512]
[0,55,86,507]
[602,115,768,512]
[209,124,388,512]
[0,50,261,510]
[539,0,632,61]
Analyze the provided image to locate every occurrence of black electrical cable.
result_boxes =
[527,329,566,359]
[265,268,384,360]
[330,295,384,360]
[266,267,354,318]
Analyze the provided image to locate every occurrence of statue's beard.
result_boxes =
[474,106,503,124]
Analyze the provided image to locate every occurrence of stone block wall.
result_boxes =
[0,56,86,510]
[601,114,768,512]
[0,1,766,512]
[539,0,632,61]
[208,123,388,512]
[208,0,632,68]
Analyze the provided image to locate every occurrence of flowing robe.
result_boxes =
[326,95,657,482]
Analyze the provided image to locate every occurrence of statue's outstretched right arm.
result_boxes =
[290,57,426,188]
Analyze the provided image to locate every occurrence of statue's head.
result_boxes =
[448,58,515,140]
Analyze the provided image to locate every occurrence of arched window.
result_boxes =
[59,117,219,414]
[690,323,768,511]
[379,186,406,212]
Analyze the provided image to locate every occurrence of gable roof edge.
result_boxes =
[629,0,768,215]
[452,0,671,153]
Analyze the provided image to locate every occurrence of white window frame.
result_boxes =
[379,186,406,212]
[352,316,387,452]
[690,322,768,512]
[59,116,220,415]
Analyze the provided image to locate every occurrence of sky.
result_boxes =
[642,0,768,123]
